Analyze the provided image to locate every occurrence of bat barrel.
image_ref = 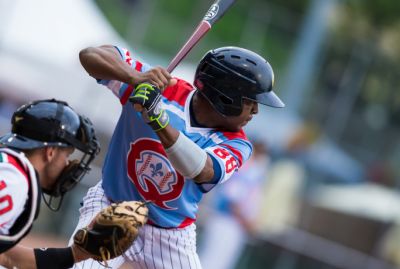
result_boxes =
[167,21,211,73]
[166,0,237,73]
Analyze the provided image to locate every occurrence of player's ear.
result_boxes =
[43,146,57,162]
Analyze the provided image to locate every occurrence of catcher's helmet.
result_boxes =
[0,99,100,200]
[194,46,284,116]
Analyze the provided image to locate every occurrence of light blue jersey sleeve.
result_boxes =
[199,137,252,192]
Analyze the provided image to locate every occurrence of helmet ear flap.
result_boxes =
[218,94,233,105]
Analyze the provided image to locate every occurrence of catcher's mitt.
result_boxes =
[73,201,148,265]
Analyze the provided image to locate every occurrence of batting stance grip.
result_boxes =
[167,0,237,73]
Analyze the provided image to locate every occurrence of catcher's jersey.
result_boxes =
[100,46,252,228]
[0,148,40,253]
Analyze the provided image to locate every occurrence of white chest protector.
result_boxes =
[0,148,41,253]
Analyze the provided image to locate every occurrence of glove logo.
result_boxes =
[127,138,184,210]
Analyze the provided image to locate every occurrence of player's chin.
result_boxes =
[229,125,244,132]
[240,119,251,128]
[220,120,247,132]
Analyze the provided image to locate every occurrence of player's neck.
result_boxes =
[191,91,224,128]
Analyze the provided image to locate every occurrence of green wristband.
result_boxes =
[148,109,169,132]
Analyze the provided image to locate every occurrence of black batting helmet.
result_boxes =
[194,46,284,116]
[0,99,100,201]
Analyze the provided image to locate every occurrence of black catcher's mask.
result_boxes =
[0,99,100,210]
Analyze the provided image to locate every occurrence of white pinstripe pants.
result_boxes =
[69,182,202,269]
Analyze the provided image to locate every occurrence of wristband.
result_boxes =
[146,109,169,132]
[165,132,207,178]
[34,247,74,269]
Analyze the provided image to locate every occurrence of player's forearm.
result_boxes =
[1,245,36,269]
[156,125,180,148]
[79,45,136,84]
[0,245,88,269]
[158,126,214,183]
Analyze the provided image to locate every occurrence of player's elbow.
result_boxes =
[192,157,214,184]
[79,47,97,69]
[79,46,108,79]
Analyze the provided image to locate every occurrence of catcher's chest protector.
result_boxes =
[0,149,41,253]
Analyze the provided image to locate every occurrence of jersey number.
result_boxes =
[0,180,13,215]
[213,148,238,174]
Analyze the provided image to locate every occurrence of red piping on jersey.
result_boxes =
[147,217,195,229]
[7,155,30,187]
[120,85,134,105]
[120,60,144,105]
[220,129,248,140]
[177,217,196,228]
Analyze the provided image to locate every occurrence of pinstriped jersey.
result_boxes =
[99,46,253,228]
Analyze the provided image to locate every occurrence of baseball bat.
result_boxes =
[166,0,237,73]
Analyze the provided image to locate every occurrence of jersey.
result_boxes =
[0,148,40,253]
[99,46,253,228]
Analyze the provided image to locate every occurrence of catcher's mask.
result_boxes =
[0,99,100,210]
[194,46,285,116]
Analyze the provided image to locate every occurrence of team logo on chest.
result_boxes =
[127,138,184,210]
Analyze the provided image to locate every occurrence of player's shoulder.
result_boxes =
[162,78,194,107]
[0,148,30,178]
[114,46,146,71]
[219,129,249,142]
[217,130,252,162]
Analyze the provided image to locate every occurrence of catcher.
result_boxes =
[0,99,148,268]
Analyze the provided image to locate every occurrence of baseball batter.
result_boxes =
[70,45,284,269]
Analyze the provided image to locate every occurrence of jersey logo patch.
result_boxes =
[127,138,184,210]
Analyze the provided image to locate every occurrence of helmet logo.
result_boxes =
[204,4,219,20]
[14,116,24,122]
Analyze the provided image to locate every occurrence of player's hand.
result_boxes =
[129,83,169,132]
[130,66,174,90]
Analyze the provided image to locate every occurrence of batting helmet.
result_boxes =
[194,46,284,116]
[0,99,100,200]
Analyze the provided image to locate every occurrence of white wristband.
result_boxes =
[165,132,207,178]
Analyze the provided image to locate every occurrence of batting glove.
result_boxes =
[129,83,169,132]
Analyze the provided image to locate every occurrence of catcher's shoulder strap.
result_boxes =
[0,148,41,253]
